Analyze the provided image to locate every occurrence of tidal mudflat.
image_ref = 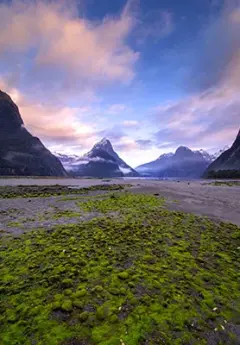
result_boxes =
[0,182,239,345]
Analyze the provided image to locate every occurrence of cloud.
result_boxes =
[190,5,240,93]
[119,166,132,174]
[84,157,114,163]
[136,10,174,44]
[136,139,153,149]
[107,104,127,114]
[98,125,126,141]
[123,120,139,127]
[0,0,139,97]
[153,88,240,150]
[114,136,138,151]
[0,79,99,151]
[151,3,240,152]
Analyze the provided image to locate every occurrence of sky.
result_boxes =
[0,0,239,167]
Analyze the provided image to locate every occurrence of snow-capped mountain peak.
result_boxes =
[92,138,113,151]
[55,138,139,177]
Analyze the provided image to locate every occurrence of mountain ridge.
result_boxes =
[135,146,227,178]
[56,138,139,178]
[0,90,67,177]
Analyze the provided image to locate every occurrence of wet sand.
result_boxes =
[0,178,239,226]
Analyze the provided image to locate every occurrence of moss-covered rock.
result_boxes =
[79,311,89,322]
[93,285,103,293]
[72,300,83,309]
[75,289,87,297]
[61,278,73,288]
[96,305,109,320]
[61,300,73,312]
[118,271,129,280]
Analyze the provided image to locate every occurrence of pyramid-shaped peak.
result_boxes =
[93,138,114,152]
[98,137,112,146]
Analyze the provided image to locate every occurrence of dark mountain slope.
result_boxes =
[204,129,240,178]
[0,90,67,176]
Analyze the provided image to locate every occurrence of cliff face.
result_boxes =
[204,129,240,177]
[0,90,67,177]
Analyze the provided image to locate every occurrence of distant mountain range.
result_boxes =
[135,146,230,178]
[136,147,209,178]
[0,90,67,176]
[56,144,231,179]
[55,139,139,178]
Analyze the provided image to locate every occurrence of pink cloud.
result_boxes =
[0,79,98,151]
[0,1,139,90]
[154,86,240,150]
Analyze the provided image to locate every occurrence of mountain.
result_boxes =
[204,130,240,178]
[0,90,67,177]
[136,146,212,178]
[54,153,83,171]
[211,145,230,161]
[198,149,214,162]
[57,138,139,178]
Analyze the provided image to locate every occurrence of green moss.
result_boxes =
[207,180,240,187]
[64,289,73,296]
[0,192,239,345]
[94,285,104,293]
[52,301,61,310]
[61,279,73,288]
[79,311,89,322]
[61,300,73,312]
[96,305,110,320]
[72,300,83,309]
[118,271,129,280]
[0,184,127,199]
[108,287,120,295]
[109,314,118,323]
[7,221,24,228]
[75,289,87,297]
[53,210,82,219]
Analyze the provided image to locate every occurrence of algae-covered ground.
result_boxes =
[0,184,125,199]
[0,186,240,345]
[207,181,240,187]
